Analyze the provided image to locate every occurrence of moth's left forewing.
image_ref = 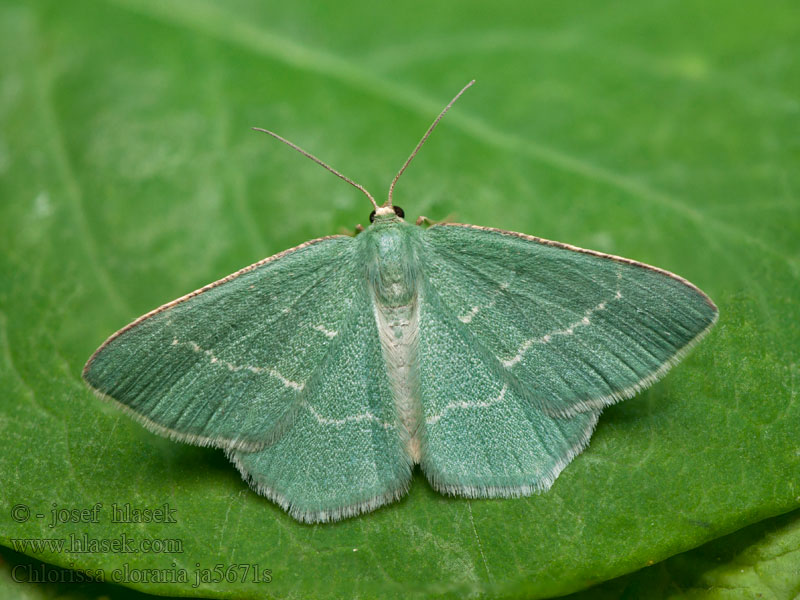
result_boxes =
[82,235,362,451]
[422,223,718,418]
[84,232,412,523]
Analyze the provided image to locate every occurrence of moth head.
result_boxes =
[369,205,405,223]
[253,80,473,234]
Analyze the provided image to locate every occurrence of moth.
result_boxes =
[83,82,718,523]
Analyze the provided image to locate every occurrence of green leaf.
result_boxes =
[7,509,800,600]
[0,546,184,600]
[565,508,800,599]
[1,0,797,598]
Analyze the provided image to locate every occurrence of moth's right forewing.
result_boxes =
[422,223,718,417]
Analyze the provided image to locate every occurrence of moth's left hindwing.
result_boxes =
[228,288,412,523]
[83,236,360,451]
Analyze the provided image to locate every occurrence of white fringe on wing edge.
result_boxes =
[84,385,300,453]
[226,450,412,524]
[548,309,720,419]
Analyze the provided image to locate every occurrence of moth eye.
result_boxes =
[368,206,404,223]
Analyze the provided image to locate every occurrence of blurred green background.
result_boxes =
[1,1,798,598]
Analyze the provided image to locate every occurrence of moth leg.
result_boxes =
[416,214,456,227]
[337,224,365,237]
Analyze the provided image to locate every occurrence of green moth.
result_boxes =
[83,82,718,523]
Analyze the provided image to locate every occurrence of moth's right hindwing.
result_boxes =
[415,274,601,496]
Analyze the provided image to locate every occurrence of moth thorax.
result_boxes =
[365,227,420,307]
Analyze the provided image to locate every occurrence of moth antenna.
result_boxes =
[386,79,475,208]
[253,127,379,211]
